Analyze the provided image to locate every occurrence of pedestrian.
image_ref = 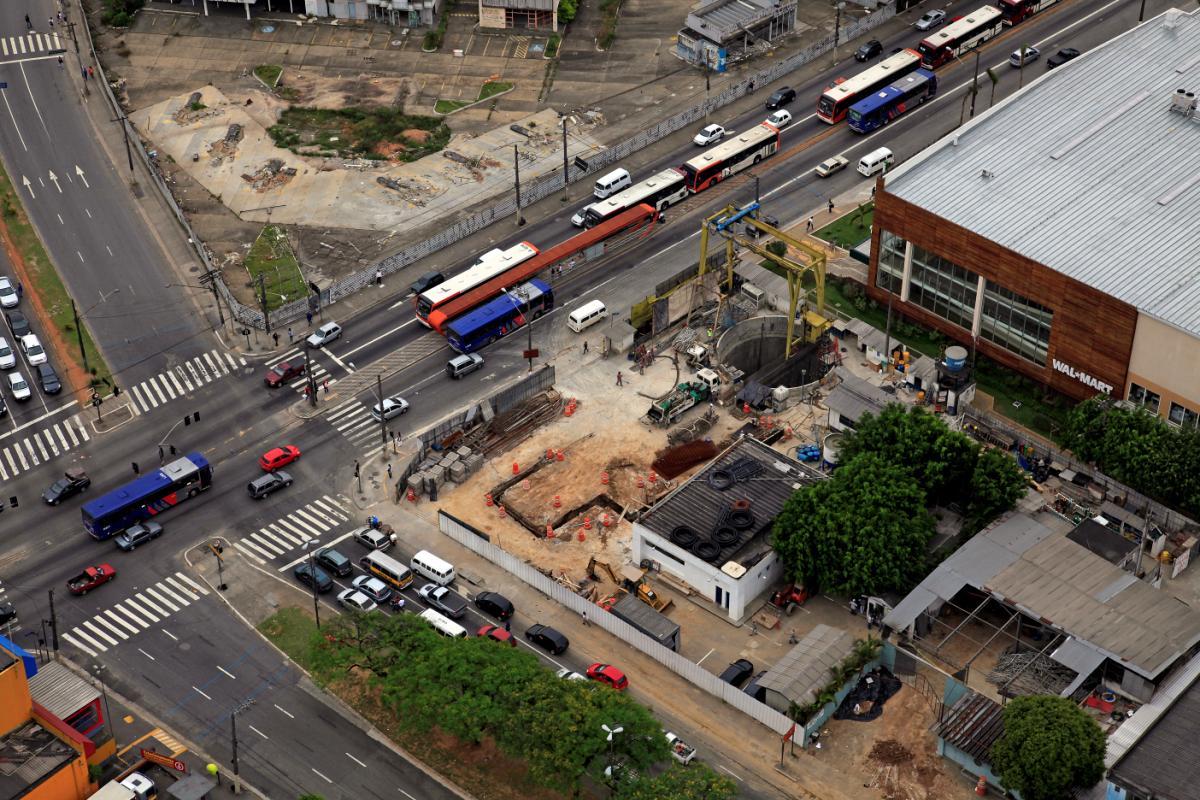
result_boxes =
[616,371,623,386]
[306,310,313,326]
[131,461,140,476]
[158,445,164,464]
[322,378,329,394]
[57,55,62,68]
[87,66,94,80]
[82,67,87,81]
[583,340,589,354]
[504,619,511,632]
[272,331,279,347]
[806,216,814,232]
[287,327,294,343]
[48,18,54,29]
[581,610,589,626]
[375,269,383,287]
[871,186,877,199]
[386,463,393,479]
[24,14,30,30]
[15,282,22,299]
[828,199,835,214]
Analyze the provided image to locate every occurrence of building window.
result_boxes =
[978,282,1053,366]
[875,230,905,295]
[1168,402,1198,428]
[907,245,979,331]
[1128,383,1161,415]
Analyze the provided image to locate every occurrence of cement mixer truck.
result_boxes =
[647,369,722,427]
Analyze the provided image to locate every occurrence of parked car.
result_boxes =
[692,124,725,146]
[337,588,378,613]
[1046,47,1081,68]
[555,667,587,682]
[352,525,394,551]
[814,155,850,178]
[306,321,342,348]
[477,624,516,646]
[0,277,16,308]
[351,575,393,603]
[371,396,410,422]
[765,87,796,110]
[418,583,469,618]
[855,39,883,61]
[264,359,305,388]
[0,337,14,370]
[743,214,780,238]
[315,547,352,578]
[474,591,514,620]
[719,658,755,688]
[914,9,946,30]
[524,623,569,655]
[7,371,30,401]
[293,562,333,593]
[20,334,46,366]
[259,445,301,472]
[586,663,629,691]
[743,670,768,702]
[410,271,445,296]
[5,310,29,338]
[37,363,61,395]
[246,470,293,499]
[114,521,164,552]
[765,109,792,128]
[43,468,90,505]
[1008,45,1040,67]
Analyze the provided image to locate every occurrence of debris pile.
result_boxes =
[868,739,912,765]
[375,175,431,206]
[652,441,718,480]
[241,158,296,191]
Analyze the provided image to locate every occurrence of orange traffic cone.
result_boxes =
[601,471,609,485]
[556,450,565,461]
[545,525,554,538]
[637,475,645,488]
[553,495,562,508]
[498,505,507,518]
[649,471,658,484]
[512,462,519,475]
[578,529,586,542]
[583,516,592,530]
[546,448,555,461]
[485,493,494,507]
[406,488,416,503]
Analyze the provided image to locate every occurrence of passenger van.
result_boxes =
[360,550,414,590]
[567,300,607,333]
[593,168,632,199]
[411,550,456,586]
[418,608,467,638]
[447,352,484,379]
[857,146,895,176]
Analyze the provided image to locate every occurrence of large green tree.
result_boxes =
[772,453,936,595]
[990,695,1105,800]
[964,449,1030,534]
[615,764,738,800]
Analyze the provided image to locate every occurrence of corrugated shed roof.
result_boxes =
[1108,660,1200,800]
[758,624,856,705]
[1106,651,1200,767]
[933,691,1005,760]
[480,0,555,8]
[27,661,100,720]
[885,9,1200,336]
[825,368,896,424]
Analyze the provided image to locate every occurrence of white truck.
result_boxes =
[664,731,696,765]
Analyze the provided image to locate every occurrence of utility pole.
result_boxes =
[523,290,533,374]
[513,144,525,227]
[47,589,59,656]
[304,348,317,407]
[355,460,362,494]
[71,300,89,376]
[199,269,227,328]
[377,375,387,446]
[560,117,570,202]
[110,115,135,174]
[230,698,256,795]
[257,273,271,334]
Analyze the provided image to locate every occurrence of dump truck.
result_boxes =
[67,564,116,596]
[647,369,722,427]
[664,731,696,765]
[609,593,680,651]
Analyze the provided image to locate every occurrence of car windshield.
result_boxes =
[0,345,9,357]
[271,364,287,376]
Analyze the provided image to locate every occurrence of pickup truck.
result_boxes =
[418,583,468,619]
[67,564,116,595]
[664,731,696,765]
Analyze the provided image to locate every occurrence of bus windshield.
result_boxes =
[82,453,213,540]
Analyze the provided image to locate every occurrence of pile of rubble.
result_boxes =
[242,158,297,191]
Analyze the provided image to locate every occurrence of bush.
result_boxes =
[101,0,144,26]
[546,34,561,58]
[557,0,578,23]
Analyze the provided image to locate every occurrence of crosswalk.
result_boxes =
[0,32,65,58]
[127,349,246,415]
[0,412,91,481]
[59,571,210,659]
[324,397,393,454]
[232,494,353,565]
[265,348,334,398]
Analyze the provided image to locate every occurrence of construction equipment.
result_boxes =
[586,556,618,584]
[647,370,721,427]
[769,582,810,615]
[620,565,673,612]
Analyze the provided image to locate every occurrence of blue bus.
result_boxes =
[82,453,213,540]
[445,279,553,354]
[847,69,938,134]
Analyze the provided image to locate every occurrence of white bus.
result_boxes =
[577,168,688,228]
[918,6,1005,69]
[415,242,540,326]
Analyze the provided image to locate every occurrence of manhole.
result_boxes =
[260,24,275,33]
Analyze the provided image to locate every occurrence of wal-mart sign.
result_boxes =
[1052,359,1113,395]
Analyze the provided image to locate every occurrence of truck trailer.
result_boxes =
[609,593,681,651]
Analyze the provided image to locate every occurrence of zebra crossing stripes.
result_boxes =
[323,397,388,453]
[0,413,91,481]
[60,572,210,659]
[0,32,64,58]
[127,350,246,415]
[233,495,352,565]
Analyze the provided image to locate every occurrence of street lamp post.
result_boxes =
[601,723,623,789]
[302,540,322,629]
[92,665,116,746]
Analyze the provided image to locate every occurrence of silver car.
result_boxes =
[6,371,30,401]
[337,588,378,613]
[115,521,164,551]
[306,322,342,348]
[0,337,14,370]
[0,277,16,308]
[371,396,410,422]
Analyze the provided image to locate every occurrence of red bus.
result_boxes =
[999,0,1061,25]
[415,242,539,327]
[678,123,780,193]
[918,6,1005,69]
[425,204,658,333]
[817,49,921,124]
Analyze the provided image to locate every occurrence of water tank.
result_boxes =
[944,345,968,372]
[822,432,843,467]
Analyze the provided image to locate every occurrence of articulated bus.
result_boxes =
[1000,0,1061,25]
[580,168,687,228]
[415,242,539,326]
[445,279,553,354]
[918,6,1005,69]
[82,453,213,540]
[817,49,922,124]
[678,123,780,193]
[425,204,657,334]
[848,69,938,134]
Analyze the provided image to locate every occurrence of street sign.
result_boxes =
[573,156,589,172]
[140,748,188,774]
[522,349,540,359]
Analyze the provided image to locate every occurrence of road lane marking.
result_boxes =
[138,648,156,661]
[696,648,714,666]
[274,703,294,719]
[104,609,141,636]
[61,631,99,657]
[322,347,354,373]
[717,765,743,781]
[400,790,417,800]
[343,316,419,357]
[192,686,212,701]
[127,596,162,623]
[165,576,200,601]
[217,666,236,680]
[249,725,269,739]
[155,583,190,607]
[346,753,367,768]
[83,620,120,646]
[175,572,210,595]
[144,586,180,613]
[161,628,178,641]
[311,768,332,783]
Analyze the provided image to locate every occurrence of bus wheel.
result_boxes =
[188,488,199,498]
[754,155,762,164]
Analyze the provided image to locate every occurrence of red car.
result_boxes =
[259,445,301,472]
[476,624,517,647]
[586,663,629,691]
[264,359,305,388]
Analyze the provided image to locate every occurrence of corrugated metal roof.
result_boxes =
[758,624,857,705]
[27,661,99,719]
[885,9,1200,336]
[825,368,896,424]
[933,690,1005,760]
[1106,651,1200,767]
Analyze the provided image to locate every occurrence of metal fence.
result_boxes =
[438,510,796,735]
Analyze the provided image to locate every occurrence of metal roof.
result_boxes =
[1108,657,1200,800]
[685,0,795,42]
[758,624,857,705]
[884,9,1200,337]
[1106,651,1200,768]
[824,368,897,425]
[933,690,1004,761]
[27,661,100,720]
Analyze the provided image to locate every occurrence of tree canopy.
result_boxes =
[989,695,1105,800]
[614,764,738,800]
[965,449,1030,534]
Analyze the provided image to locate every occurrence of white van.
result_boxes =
[411,550,456,586]
[567,300,607,333]
[418,608,467,638]
[593,168,632,199]
[857,147,895,176]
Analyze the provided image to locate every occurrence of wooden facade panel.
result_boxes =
[867,190,1136,401]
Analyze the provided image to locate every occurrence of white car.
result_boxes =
[0,337,14,370]
[7,371,30,401]
[556,667,587,682]
[20,334,46,366]
[351,575,393,603]
[1008,46,1040,67]
[337,588,378,613]
[814,155,850,178]
[765,109,792,128]
[306,321,342,348]
[570,205,594,227]
[693,124,725,146]
[914,9,946,30]
[371,395,410,422]
[0,278,16,308]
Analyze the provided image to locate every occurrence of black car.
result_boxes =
[1046,47,1080,69]
[854,39,883,62]
[293,562,333,593]
[5,310,29,338]
[0,394,6,418]
[524,623,569,655]
[743,670,768,702]
[37,363,61,394]
[474,591,514,620]
[315,547,352,578]
[765,87,796,110]
[0,602,16,626]
[409,270,445,296]
[42,468,90,505]
[719,658,755,688]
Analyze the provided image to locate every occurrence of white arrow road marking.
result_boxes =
[21,176,33,198]
[75,165,88,188]
[48,170,60,192]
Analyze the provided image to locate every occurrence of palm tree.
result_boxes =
[986,67,999,108]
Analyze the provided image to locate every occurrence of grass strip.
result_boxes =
[815,202,874,249]
[244,225,306,312]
